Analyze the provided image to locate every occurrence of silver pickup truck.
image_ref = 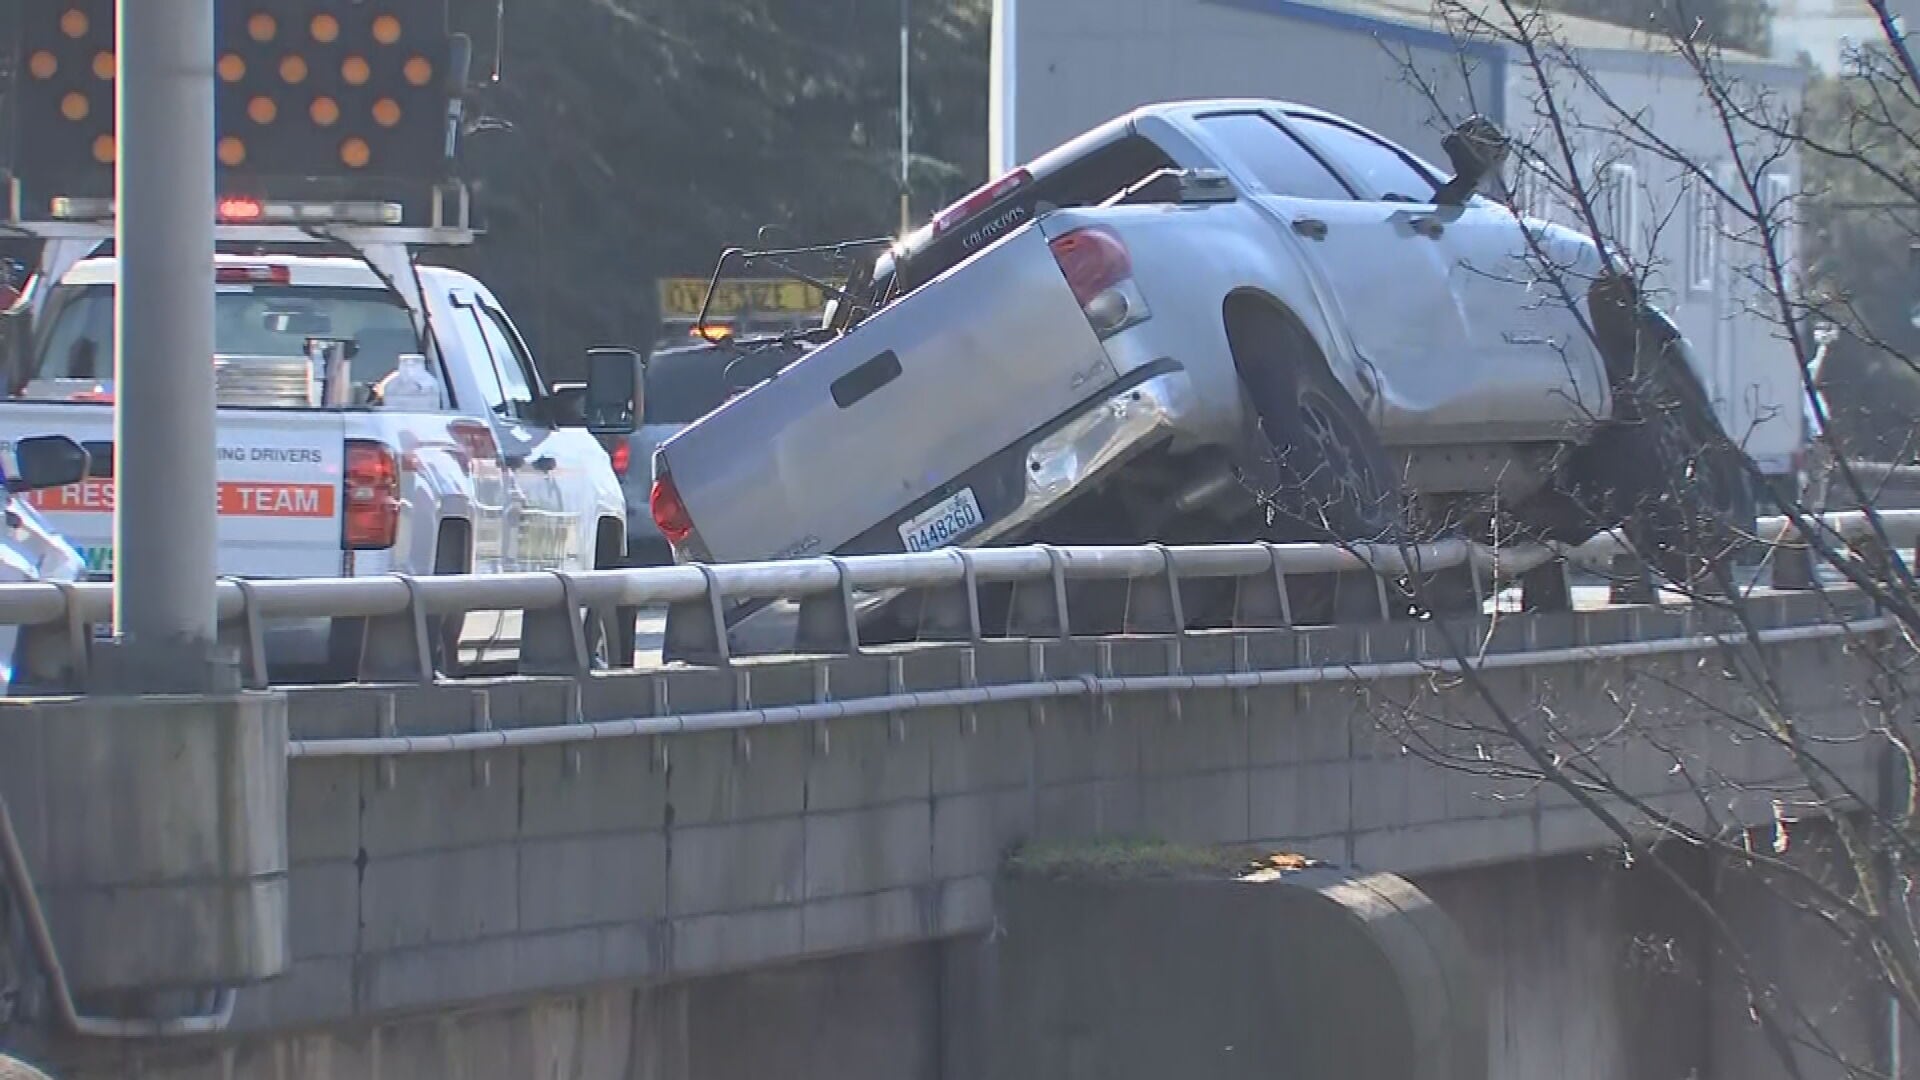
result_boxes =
[652,99,1746,642]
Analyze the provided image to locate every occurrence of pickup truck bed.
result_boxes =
[663,225,1120,563]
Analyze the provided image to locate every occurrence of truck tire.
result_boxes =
[1240,359,1399,544]
[1233,334,1402,625]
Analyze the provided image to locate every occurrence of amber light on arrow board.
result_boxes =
[9,0,460,210]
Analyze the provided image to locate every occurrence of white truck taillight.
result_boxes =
[343,439,400,550]
[1049,226,1150,339]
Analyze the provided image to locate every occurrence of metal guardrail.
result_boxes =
[4,510,1917,690]
[1842,462,1920,484]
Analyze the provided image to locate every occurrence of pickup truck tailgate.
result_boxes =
[0,403,348,579]
[661,225,1116,563]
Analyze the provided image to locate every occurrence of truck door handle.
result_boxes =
[1409,216,1444,239]
[831,350,903,409]
[532,456,557,473]
[1292,218,1328,240]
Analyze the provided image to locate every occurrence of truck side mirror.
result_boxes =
[1435,115,1511,206]
[7,435,88,493]
[584,346,644,435]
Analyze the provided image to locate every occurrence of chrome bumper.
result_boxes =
[976,366,1197,545]
[709,368,1197,658]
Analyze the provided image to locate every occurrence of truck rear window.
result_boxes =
[885,134,1178,300]
[19,283,422,405]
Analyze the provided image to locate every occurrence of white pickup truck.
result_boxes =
[0,229,632,677]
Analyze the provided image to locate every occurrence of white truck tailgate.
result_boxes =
[0,404,347,579]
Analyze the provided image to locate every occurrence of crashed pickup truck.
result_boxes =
[651,99,1749,641]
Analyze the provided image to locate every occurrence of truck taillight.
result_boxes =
[344,439,400,550]
[1049,226,1150,338]
[608,439,632,478]
[650,470,694,546]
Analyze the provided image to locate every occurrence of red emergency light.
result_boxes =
[215,264,291,285]
[217,195,265,222]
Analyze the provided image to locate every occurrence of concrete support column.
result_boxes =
[1706,824,1904,1080]
[112,0,220,690]
[990,851,1486,1080]
[0,694,288,1014]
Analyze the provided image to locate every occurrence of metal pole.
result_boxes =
[899,0,911,234]
[113,0,219,689]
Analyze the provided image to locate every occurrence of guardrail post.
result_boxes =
[358,575,434,683]
[1124,545,1187,634]
[219,578,270,689]
[1608,554,1657,606]
[1520,561,1572,613]
[1235,544,1295,628]
[520,572,590,676]
[1772,534,1821,591]
[897,549,984,643]
[662,565,731,667]
[795,558,861,655]
[1008,546,1072,639]
[1331,569,1386,623]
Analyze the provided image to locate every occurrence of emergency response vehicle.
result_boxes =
[0,1,637,677]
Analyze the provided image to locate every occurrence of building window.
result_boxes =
[1598,161,1638,252]
[1688,172,1719,294]
[1758,170,1795,294]
[1510,158,1552,222]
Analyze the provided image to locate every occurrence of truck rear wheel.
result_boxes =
[1240,362,1399,543]
[1232,327,1402,625]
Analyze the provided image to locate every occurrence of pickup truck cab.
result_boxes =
[0,241,631,677]
[654,100,1752,644]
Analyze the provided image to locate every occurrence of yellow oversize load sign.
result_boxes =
[658,277,832,320]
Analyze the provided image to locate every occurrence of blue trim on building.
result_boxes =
[1206,0,1513,123]
[1208,0,1504,63]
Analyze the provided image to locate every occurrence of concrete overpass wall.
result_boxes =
[5,593,1892,1076]
[46,944,973,1080]
[1419,853,1714,1080]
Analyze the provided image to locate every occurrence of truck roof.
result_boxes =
[60,252,477,291]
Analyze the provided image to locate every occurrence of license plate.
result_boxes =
[898,488,984,553]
